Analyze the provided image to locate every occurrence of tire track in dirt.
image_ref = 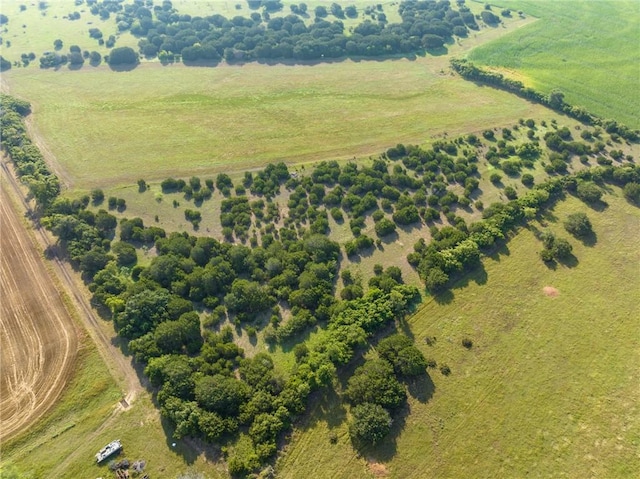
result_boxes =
[0,185,78,442]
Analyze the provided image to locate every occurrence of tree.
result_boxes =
[53,39,63,50]
[623,182,640,204]
[563,212,592,237]
[345,359,406,410]
[314,5,327,17]
[576,181,602,204]
[349,403,391,445]
[377,334,427,377]
[552,238,573,260]
[108,46,138,65]
[548,89,565,109]
[111,241,137,266]
[195,374,251,415]
[374,217,396,237]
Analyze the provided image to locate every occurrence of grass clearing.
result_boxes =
[277,190,640,478]
[468,0,640,128]
[3,57,553,189]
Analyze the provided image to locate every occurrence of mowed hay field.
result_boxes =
[468,0,640,128]
[0,184,78,443]
[277,191,640,479]
[3,56,548,190]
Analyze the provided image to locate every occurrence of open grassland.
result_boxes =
[277,191,640,478]
[0,185,78,442]
[3,58,552,189]
[468,0,640,128]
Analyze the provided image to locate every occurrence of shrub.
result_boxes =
[348,403,392,445]
[375,218,396,237]
[623,182,640,204]
[564,212,592,237]
[462,338,473,349]
[440,364,451,376]
[576,181,603,203]
[521,173,534,187]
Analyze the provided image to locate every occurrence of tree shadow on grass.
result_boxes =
[576,230,598,247]
[406,372,435,404]
[108,62,139,72]
[433,289,454,305]
[557,253,579,268]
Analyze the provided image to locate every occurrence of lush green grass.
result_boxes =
[468,0,640,128]
[3,56,554,189]
[276,190,640,478]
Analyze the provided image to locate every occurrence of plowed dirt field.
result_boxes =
[0,186,78,442]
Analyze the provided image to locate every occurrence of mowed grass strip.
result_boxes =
[468,0,640,128]
[4,58,553,189]
[277,191,640,479]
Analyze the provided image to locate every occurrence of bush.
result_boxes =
[576,181,603,203]
[489,172,502,184]
[462,338,473,349]
[375,218,396,237]
[623,182,640,204]
[348,403,392,445]
[563,212,592,237]
[107,46,138,65]
[521,173,534,187]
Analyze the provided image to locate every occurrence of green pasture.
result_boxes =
[468,0,640,128]
[3,58,554,189]
[277,190,640,478]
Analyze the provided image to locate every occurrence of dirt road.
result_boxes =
[0,186,78,442]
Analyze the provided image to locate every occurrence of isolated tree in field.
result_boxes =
[563,212,592,237]
[53,39,63,50]
[349,403,391,445]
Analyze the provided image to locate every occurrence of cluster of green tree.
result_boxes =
[81,0,479,66]
[347,333,428,445]
[0,95,60,209]
[450,59,639,143]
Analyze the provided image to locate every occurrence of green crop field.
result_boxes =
[277,191,640,478]
[468,0,640,128]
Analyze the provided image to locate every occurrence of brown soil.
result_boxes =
[543,286,560,297]
[368,461,389,477]
[0,185,78,442]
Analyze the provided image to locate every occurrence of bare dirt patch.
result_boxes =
[0,186,78,442]
[543,286,560,297]
[368,461,389,477]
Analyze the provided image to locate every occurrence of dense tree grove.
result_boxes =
[79,0,478,67]
[3,92,640,475]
